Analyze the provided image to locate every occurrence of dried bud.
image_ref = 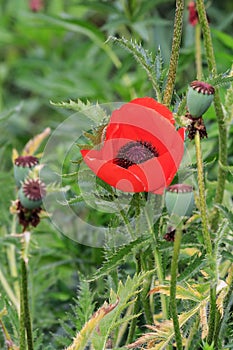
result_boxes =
[187,81,215,118]
[18,178,46,209]
[165,184,194,217]
[14,156,39,187]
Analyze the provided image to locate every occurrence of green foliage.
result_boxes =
[108,36,163,100]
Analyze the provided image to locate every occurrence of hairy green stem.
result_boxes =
[195,0,227,229]
[126,253,141,344]
[163,0,184,106]
[19,275,26,350]
[214,265,233,348]
[20,233,34,350]
[195,24,202,80]
[194,132,212,256]
[140,256,153,325]
[194,132,217,344]
[20,257,34,350]
[144,209,169,320]
[170,224,183,350]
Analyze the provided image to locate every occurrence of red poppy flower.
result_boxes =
[80,97,185,194]
[29,0,43,12]
[188,1,199,26]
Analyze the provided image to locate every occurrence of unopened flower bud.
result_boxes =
[14,156,39,187]
[187,81,215,118]
[165,184,194,217]
[18,178,46,210]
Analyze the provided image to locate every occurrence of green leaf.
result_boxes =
[87,235,151,281]
[107,36,162,100]
[215,205,233,232]
[178,254,205,282]
[50,99,108,124]
[91,272,152,350]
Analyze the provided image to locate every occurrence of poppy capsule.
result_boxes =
[187,81,215,118]
[18,178,46,210]
[165,184,194,217]
[14,156,39,187]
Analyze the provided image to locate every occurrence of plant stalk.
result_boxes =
[20,233,34,350]
[195,0,227,230]
[195,24,202,80]
[126,253,142,344]
[144,209,169,320]
[194,131,216,344]
[170,224,183,350]
[163,0,184,106]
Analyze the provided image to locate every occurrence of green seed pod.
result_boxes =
[18,178,46,210]
[187,81,215,118]
[165,184,194,217]
[14,156,39,187]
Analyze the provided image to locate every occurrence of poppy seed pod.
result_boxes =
[14,156,39,187]
[18,178,46,210]
[187,81,215,118]
[165,184,194,217]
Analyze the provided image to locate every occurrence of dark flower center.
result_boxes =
[23,179,46,201]
[167,184,193,193]
[15,155,39,168]
[190,81,215,95]
[114,140,159,169]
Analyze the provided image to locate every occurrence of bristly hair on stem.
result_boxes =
[163,0,184,107]
[195,0,228,231]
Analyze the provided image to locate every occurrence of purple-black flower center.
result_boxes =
[190,81,215,95]
[23,179,46,201]
[114,140,159,169]
[15,155,39,168]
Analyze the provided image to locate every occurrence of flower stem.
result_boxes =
[140,256,153,325]
[194,132,216,344]
[195,24,202,80]
[195,0,227,229]
[20,233,34,350]
[170,224,183,350]
[19,275,26,350]
[163,0,184,107]
[126,253,141,344]
[144,209,169,320]
[214,265,233,348]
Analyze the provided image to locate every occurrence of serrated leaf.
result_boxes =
[51,99,108,124]
[64,299,119,350]
[127,304,200,350]
[178,254,205,282]
[92,272,152,350]
[86,235,151,281]
[215,205,233,231]
[149,283,206,302]
[107,36,162,100]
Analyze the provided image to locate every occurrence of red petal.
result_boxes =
[105,104,181,155]
[81,150,146,192]
[130,97,175,124]
[80,103,185,194]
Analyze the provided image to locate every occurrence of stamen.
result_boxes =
[114,140,159,169]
